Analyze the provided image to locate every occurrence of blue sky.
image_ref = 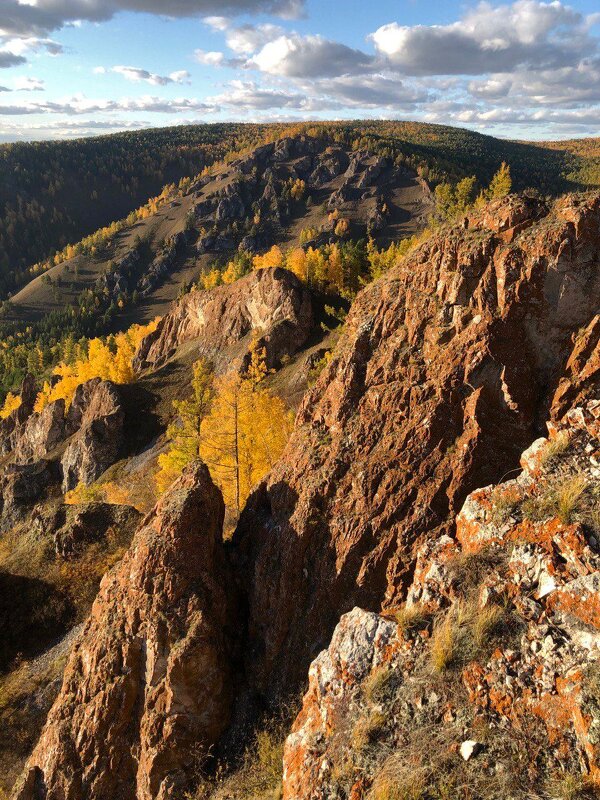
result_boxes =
[0,0,599,141]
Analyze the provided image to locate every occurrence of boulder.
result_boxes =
[14,462,237,800]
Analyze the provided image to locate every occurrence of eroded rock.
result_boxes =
[13,462,237,800]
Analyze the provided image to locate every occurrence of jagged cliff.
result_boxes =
[9,193,600,799]
[234,192,600,694]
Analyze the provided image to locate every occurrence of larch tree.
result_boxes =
[198,342,293,516]
[155,358,215,494]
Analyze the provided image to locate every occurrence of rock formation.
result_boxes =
[283,401,600,797]
[234,193,600,694]
[13,462,237,800]
[61,379,125,492]
[134,266,314,372]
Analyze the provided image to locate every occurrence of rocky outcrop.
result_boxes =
[61,379,125,492]
[0,460,57,529]
[283,402,600,797]
[14,462,237,800]
[0,375,38,456]
[234,193,600,696]
[134,267,314,372]
[54,502,142,559]
[14,399,67,463]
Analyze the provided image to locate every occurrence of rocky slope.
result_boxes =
[9,133,432,328]
[134,266,313,373]
[234,192,600,695]
[283,402,600,797]
[8,192,600,799]
[14,463,237,800]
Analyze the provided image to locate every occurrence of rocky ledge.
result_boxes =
[283,401,600,798]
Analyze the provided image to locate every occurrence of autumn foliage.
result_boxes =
[34,317,160,412]
[156,342,293,516]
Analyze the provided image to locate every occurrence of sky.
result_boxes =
[0,0,599,142]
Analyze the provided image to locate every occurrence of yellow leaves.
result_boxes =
[0,391,21,419]
[253,245,284,271]
[34,317,160,411]
[286,248,308,282]
[289,178,306,200]
[334,218,350,237]
[200,267,223,291]
[156,348,293,517]
[199,371,293,515]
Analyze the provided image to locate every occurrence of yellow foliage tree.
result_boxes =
[0,391,21,419]
[253,245,284,271]
[34,317,160,412]
[155,358,215,494]
[156,343,293,516]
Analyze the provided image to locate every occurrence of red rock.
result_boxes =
[13,462,237,800]
[134,266,313,373]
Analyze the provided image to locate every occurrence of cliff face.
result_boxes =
[14,463,237,800]
[134,266,314,373]
[283,402,600,798]
[234,193,600,694]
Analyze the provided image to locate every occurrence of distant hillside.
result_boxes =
[0,124,273,294]
[2,121,599,300]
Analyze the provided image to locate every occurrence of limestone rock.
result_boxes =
[13,462,237,800]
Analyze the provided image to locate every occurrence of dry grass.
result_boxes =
[448,547,507,598]
[430,600,513,673]
[352,710,387,752]
[388,603,430,634]
[363,664,398,705]
[489,485,523,525]
[545,773,600,800]
[539,431,570,470]
[521,474,588,525]
[190,717,287,800]
[555,475,588,524]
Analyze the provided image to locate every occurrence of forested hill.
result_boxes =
[1,120,599,299]
[0,124,270,293]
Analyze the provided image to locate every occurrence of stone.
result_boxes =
[61,379,125,492]
[460,740,482,761]
[13,462,238,800]
[134,267,314,373]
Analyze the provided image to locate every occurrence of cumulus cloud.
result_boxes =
[110,66,191,85]
[194,50,229,67]
[370,0,596,75]
[204,17,285,54]
[208,79,308,109]
[250,34,374,78]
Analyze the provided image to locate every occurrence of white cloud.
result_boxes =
[194,50,227,67]
[0,94,218,115]
[370,0,596,75]
[110,66,191,85]
[250,33,373,78]
[14,75,44,91]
